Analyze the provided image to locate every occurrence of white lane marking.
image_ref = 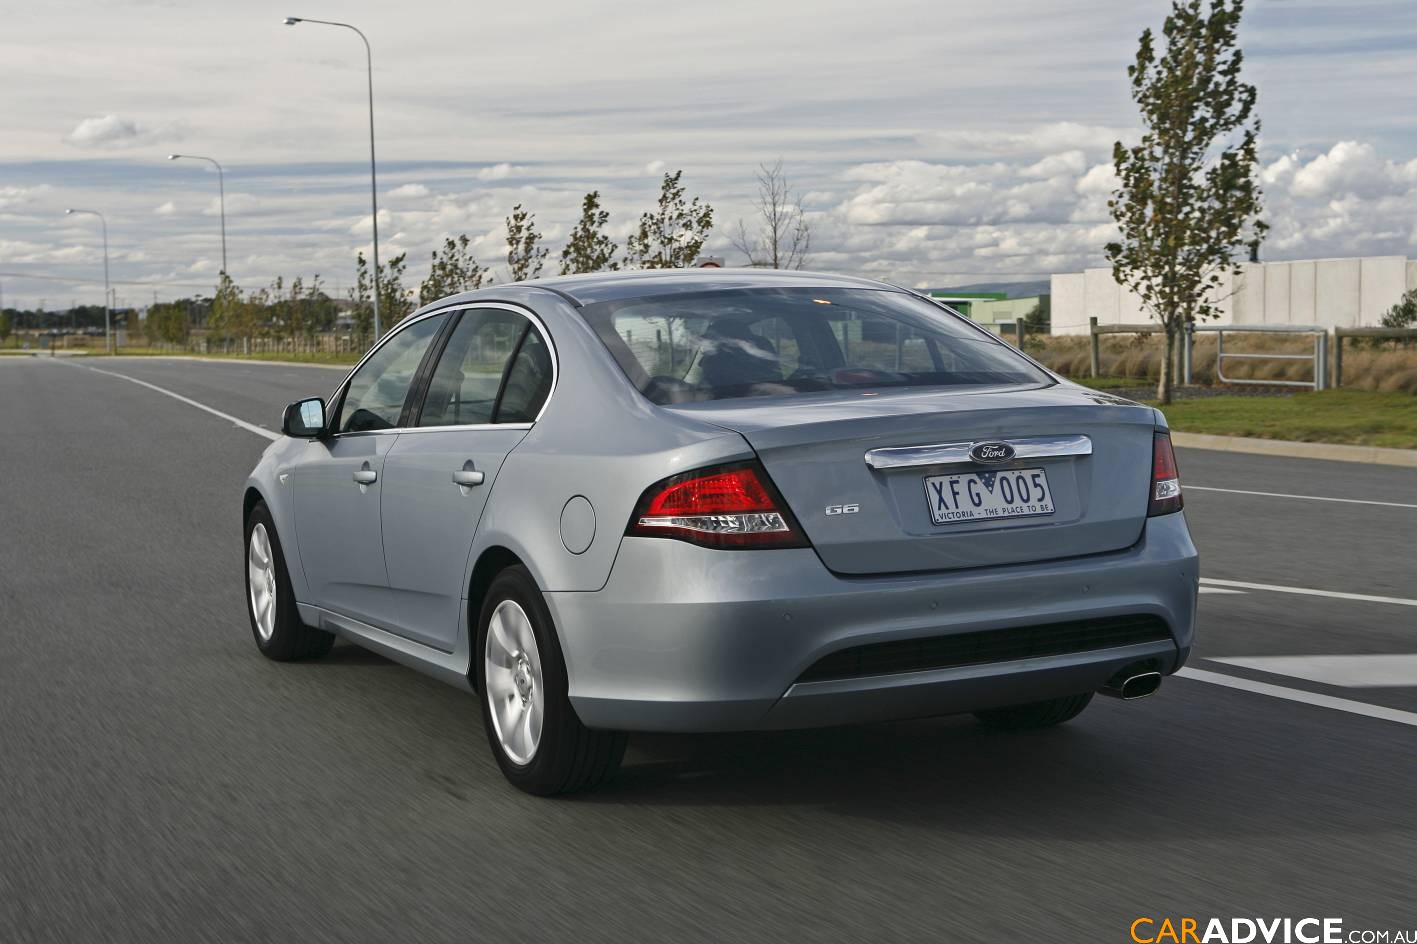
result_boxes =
[78,364,279,441]
[1199,577,1417,607]
[1186,485,1417,510]
[1208,655,1417,689]
[1198,586,1247,596]
[1177,668,1417,728]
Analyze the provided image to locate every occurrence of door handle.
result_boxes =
[452,460,485,488]
[353,467,378,485]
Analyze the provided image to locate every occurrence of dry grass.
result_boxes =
[1028,333,1417,393]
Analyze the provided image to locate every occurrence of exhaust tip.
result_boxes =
[1099,670,1163,700]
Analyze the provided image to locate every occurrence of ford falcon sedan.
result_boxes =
[242,269,1198,795]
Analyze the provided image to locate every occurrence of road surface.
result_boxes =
[2,356,1414,943]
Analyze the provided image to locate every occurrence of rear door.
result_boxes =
[379,306,553,650]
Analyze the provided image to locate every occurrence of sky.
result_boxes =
[3,0,1417,310]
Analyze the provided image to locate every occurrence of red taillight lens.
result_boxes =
[1148,431,1183,516]
[628,461,809,549]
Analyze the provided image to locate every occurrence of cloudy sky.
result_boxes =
[3,0,1417,309]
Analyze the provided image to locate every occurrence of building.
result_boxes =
[927,291,1047,332]
[1050,255,1417,336]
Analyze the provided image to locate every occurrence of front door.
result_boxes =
[293,312,448,628]
[380,307,554,650]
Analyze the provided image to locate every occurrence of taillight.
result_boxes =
[1148,431,1183,516]
[627,460,809,549]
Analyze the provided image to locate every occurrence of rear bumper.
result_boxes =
[546,513,1198,732]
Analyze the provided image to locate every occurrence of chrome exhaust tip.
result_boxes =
[1099,671,1162,700]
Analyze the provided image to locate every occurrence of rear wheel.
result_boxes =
[475,566,625,795]
[973,692,1093,730]
[245,501,335,661]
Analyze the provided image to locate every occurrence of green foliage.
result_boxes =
[420,235,485,305]
[505,205,548,283]
[0,308,10,342]
[625,170,715,269]
[352,251,415,336]
[144,301,190,346]
[1023,298,1051,330]
[207,273,247,342]
[559,192,618,275]
[1381,288,1417,329]
[1105,0,1266,404]
[351,253,375,346]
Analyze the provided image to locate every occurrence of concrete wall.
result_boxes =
[1051,256,1414,335]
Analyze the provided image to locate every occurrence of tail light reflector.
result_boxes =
[1148,432,1183,516]
[628,461,809,549]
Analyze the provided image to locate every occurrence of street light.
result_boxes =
[284,15,383,339]
[64,208,112,354]
[168,153,228,276]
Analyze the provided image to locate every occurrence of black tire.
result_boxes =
[973,692,1093,730]
[244,501,335,662]
[474,565,626,796]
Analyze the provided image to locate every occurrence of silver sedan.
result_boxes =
[242,270,1198,795]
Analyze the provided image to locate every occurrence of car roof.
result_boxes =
[524,268,906,307]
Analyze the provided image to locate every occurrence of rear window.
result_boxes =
[579,287,1048,404]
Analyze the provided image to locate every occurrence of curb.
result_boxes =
[102,354,351,371]
[1171,431,1417,468]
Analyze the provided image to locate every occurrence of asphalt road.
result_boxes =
[2,356,1415,944]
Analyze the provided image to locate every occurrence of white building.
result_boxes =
[1050,256,1417,335]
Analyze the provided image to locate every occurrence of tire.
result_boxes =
[973,692,1093,730]
[244,501,335,662]
[475,565,626,795]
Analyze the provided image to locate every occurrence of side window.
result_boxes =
[337,314,446,433]
[418,309,547,427]
[494,328,553,423]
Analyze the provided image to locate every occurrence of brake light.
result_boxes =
[628,461,809,549]
[1148,431,1183,516]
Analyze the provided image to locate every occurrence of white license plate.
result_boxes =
[923,467,1055,524]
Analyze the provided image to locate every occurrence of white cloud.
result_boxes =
[63,115,182,150]
[154,201,178,216]
[0,184,50,211]
[475,163,524,181]
[387,183,430,199]
[929,122,1135,157]
[644,160,666,176]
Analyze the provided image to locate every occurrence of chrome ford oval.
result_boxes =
[969,441,1015,464]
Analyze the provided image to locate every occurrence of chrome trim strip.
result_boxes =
[325,301,558,439]
[864,434,1092,470]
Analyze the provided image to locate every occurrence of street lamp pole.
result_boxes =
[168,154,228,275]
[284,15,382,339]
[64,208,112,354]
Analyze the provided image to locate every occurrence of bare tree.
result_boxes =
[729,160,810,269]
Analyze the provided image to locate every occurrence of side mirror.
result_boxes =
[282,397,327,438]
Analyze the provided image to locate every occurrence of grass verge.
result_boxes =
[1152,390,1417,450]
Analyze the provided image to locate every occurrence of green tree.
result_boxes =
[505,205,548,282]
[1023,297,1051,331]
[0,308,11,344]
[207,273,247,345]
[420,234,485,304]
[1105,0,1266,404]
[559,191,618,275]
[1381,288,1417,329]
[143,302,190,347]
[625,170,715,269]
[351,253,375,346]
[352,251,415,337]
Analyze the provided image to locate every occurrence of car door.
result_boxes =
[293,312,449,628]
[379,305,555,650]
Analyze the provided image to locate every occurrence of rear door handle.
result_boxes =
[452,460,485,488]
[353,467,378,485]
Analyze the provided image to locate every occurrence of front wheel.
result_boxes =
[475,566,625,795]
[973,692,1093,730]
[245,501,334,661]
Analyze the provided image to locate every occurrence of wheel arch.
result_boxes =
[465,545,530,688]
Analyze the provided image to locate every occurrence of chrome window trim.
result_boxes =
[326,301,558,439]
[864,434,1093,471]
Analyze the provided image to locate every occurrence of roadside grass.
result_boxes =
[8,347,361,366]
[1150,390,1417,450]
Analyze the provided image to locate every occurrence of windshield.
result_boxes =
[579,286,1049,405]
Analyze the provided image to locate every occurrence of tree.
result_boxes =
[207,273,248,345]
[1105,0,1266,404]
[144,302,190,347]
[505,204,548,282]
[0,308,10,344]
[729,160,810,269]
[1381,288,1417,329]
[351,253,375,346]
[624,170,715,269]
[353,250,415,337]
[559,191,618,275]
[1023,297,1051,331]
[420,234,485,304]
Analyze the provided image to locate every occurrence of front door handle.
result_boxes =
[353,467,378,485]
[452,460,485,488]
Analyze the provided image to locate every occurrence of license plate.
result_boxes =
[923,467,1054,524]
